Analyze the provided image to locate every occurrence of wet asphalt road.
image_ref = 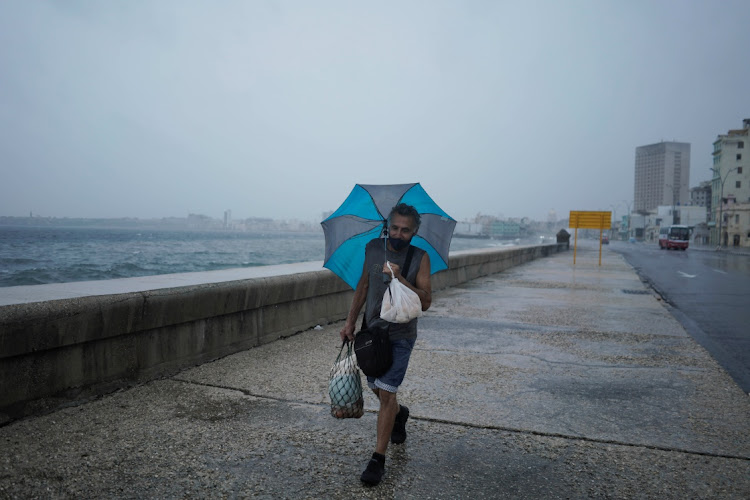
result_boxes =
[611,240,750,393]
[1,243,749,498]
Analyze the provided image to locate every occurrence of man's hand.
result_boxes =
[340,322,356,342]
[383,261,401,279]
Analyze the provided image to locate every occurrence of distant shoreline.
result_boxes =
[0,216,321,233]
[452,233,491,239]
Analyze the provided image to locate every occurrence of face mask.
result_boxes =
[388,236,409,251]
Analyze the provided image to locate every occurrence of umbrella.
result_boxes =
[321,183,456,289]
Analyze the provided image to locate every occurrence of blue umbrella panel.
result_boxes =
[321,183,456,289]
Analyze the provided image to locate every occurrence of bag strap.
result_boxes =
[401,245,416,279]
[335,341,347,362]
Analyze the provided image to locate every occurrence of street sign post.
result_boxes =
[569,211,612,266]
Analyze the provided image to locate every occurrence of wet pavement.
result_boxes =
[2,242,749,499]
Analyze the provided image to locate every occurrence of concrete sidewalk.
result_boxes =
[2,244,749,499]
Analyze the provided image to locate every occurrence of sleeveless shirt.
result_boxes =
[363,238,426,341]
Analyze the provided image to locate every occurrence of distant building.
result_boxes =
[488,220,520,239]
[678,205,709,227]
[187,213,218,230]
[224,209,232,229]
[690,180,712,222]
[634,141,691,213]
[628,212,649,241]
[454,221,484,237]
[653,204,707,228]
[710,119,750,246]
[640,202,713,246]
[721,197,750,247]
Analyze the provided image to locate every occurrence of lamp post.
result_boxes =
[609,204,618,234]
[622,200,633,241]
[710,166,739,247]
[664,183,679,225]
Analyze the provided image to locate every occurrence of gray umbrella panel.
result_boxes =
[321,215,384,262]
[414,212,456,266]
[358,183,417,219]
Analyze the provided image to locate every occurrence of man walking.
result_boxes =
[339,203,432,486]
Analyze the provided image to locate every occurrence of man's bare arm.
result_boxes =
[340,263,369,341]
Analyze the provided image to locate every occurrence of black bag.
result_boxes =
[354,325,392,378]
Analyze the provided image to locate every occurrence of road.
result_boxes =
[610,240,750,394]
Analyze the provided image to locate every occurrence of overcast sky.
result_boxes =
[1,0,749,223]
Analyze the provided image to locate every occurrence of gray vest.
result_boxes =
[363,238,425,341]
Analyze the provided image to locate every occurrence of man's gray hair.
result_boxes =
[389,203,421,229]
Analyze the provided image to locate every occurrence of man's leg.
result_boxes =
[361,389,398,485]
[375,390,399,454]
[361,339,415,486]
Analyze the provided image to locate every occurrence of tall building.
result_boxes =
[634,141,691,214]
[710,119,749,246]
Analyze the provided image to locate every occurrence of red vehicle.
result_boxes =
[658,225,690,250]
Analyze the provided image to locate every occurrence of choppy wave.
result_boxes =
[1,269,59,287]
[0,226,513,287]
[0,226,328,287]
[0,257,43,265]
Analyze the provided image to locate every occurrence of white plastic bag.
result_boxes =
[380,262,423,323]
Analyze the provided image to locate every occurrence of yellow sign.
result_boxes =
[569,211,612,266]
[569,211,612,230]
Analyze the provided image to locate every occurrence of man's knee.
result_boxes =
[378,389,397,406]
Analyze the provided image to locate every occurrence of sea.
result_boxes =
[0,226,515,288]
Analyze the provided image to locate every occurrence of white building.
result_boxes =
[634,141,691,213]
[633,204,707,243]
[628,213,649,241]
[710,119,750,247]
[653,205,707,227]
[678,205,709,227]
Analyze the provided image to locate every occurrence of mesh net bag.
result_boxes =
[329,342,364,419]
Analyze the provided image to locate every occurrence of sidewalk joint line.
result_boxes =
[415,347,706,372]
[171,377,315,407]
[415,415,750,462]
[171,377,749,462]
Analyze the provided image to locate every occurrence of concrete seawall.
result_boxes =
[0,243,566,423]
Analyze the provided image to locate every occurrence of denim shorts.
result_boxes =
[366,338,416,393]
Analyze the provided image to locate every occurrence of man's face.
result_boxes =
[388,213,417,243]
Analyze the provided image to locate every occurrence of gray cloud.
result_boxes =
[1,0,749,222]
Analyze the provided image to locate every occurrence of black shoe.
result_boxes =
[360,455,385,486]
[391,405,409,444]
